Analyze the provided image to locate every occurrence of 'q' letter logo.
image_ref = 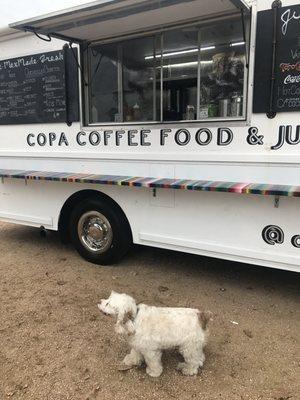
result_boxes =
[262,225,284,245]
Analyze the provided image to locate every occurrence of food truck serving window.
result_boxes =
[10,0,250,125]
[84,17,248,125]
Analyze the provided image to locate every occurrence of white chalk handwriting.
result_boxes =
[281,8,300,36]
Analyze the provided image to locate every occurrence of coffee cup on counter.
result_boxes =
[219,98,230,117]
[231,94,243,117]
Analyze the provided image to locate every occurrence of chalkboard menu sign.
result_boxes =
[0,49,79,125]
[253,4,300,114]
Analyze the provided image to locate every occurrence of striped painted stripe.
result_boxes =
[0,169,299,197]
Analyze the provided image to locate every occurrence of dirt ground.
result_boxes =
[0,222,299,400]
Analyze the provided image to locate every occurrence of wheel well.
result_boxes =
[58,189,132,244]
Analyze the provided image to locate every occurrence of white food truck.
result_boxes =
[0,0,299,271]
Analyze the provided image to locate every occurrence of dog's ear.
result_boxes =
[116,310,134,325]
[198,311,213,330]
[123,310,135,324]
[115,311,135,336]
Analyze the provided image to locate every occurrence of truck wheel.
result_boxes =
[69,197,132,265]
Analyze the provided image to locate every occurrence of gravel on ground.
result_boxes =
[0,222,299,400]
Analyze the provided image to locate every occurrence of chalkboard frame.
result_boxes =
[253,3,300,115]
[0,48,79,125]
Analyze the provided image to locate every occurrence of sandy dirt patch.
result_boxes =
[0,222,299,400]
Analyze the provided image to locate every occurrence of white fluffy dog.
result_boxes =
[98,291,212,377]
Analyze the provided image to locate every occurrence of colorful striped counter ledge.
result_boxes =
[0,169,299,197]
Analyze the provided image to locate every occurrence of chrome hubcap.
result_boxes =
[77,211,113,253]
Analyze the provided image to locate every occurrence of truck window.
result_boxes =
[84,16,248,125]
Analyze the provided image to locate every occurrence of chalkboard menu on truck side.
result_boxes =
[0,49,79,125]
[253,4,300,114]
[275,5,300,113]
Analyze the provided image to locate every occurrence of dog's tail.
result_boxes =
[198,311,213,330]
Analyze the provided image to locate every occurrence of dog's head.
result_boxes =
[98,291,137,333]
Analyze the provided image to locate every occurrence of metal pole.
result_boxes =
[160,33,164,123]
[197,28,202,120]
[118,44,123,121]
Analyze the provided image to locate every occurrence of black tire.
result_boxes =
[69,196,132,265]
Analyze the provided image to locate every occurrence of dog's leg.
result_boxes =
[177,344,204,376]
[143,350,163,378]
[118,348,143,371]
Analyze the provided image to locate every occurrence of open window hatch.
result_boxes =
[10,0,251,124]
[10,0,250,44]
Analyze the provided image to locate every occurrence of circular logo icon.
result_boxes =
[262,225,284,245]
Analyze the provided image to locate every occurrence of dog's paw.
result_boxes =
[181,368,198,376]
[176,362,186,371]
[176,363,198,376]
[146,367,163,378]
[117,363,135,371]
[123,353,142,367]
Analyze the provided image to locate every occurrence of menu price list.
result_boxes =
[0,50,67,124]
